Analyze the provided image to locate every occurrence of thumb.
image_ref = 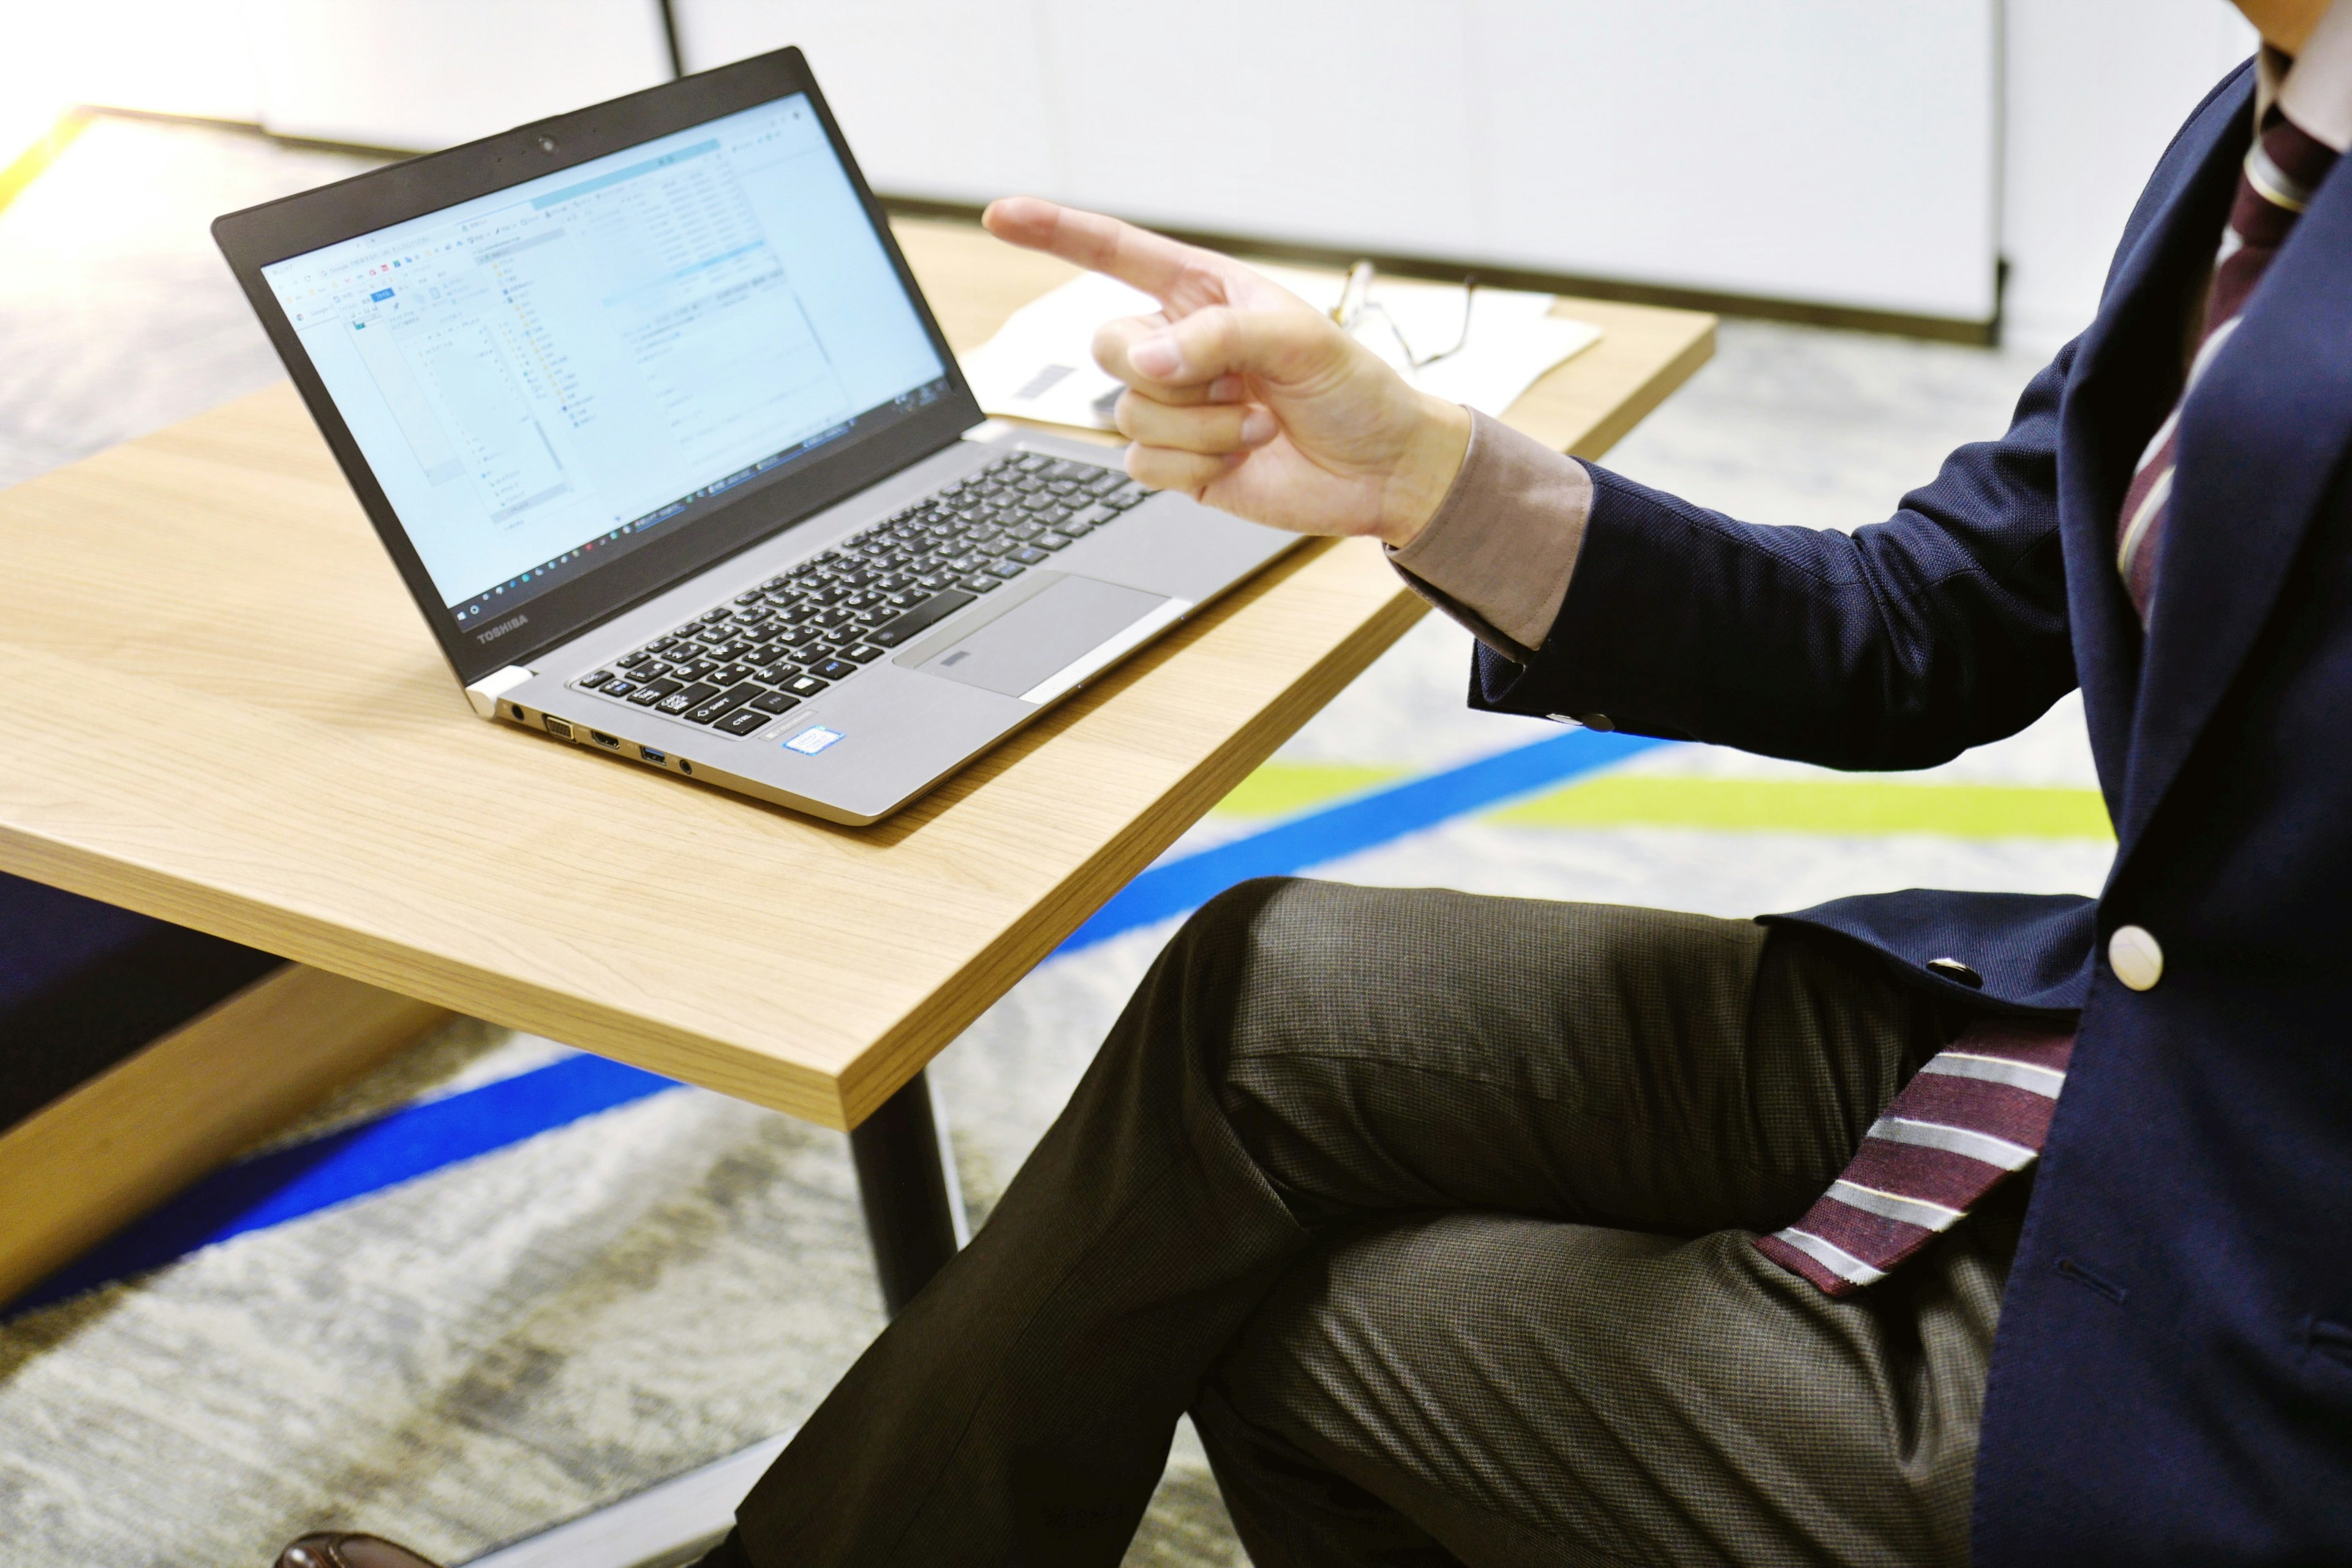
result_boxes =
[1129,304,1348,390]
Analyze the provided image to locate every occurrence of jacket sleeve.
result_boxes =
[1472,338,2083,772]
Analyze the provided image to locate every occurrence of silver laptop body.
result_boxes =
[474,432,1292,823]
[214,48,1296,824]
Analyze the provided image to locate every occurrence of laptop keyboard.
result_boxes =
[573,451,1149,736]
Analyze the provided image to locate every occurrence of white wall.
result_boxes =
[34,0,2269,341]
[247,0,673,150]
[2000,0,2256,353]
[679,1,2002,322]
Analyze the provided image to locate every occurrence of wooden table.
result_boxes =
[0,214,1710,1308]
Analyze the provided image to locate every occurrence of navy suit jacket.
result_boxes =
[1475,61,2352,1564]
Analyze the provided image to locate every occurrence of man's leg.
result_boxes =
[1194,1196,2018,1568]
[734,879,1964,1566]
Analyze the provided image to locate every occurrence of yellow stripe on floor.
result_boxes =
[1213,763,1404,817]
[1213,762,2114,841]
[1489,775,2113,839]
[0,110,91,221]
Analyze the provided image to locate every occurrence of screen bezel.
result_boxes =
[213,47,983,687]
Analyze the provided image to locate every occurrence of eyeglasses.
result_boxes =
[1329,260,1477,371]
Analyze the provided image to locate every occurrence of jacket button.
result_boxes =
[2109,925,2163,991]
[1926,957,1983,988]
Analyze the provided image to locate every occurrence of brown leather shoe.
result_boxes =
[276,1534,443,1568]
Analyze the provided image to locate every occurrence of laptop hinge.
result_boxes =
[463,665,536,718]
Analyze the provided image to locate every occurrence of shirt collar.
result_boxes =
[2271,0,2352,151]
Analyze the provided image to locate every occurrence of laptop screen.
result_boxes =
[259,92,951,630]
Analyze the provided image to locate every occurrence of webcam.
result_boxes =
[537,135,559,154]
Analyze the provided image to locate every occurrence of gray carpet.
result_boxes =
[0,114,2098,1567]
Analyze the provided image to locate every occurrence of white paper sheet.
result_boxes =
[959,266,1602,431]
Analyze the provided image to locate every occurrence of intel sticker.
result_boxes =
[784,725,844,756]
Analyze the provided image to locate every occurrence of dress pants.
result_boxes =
[733,878,2022,1567]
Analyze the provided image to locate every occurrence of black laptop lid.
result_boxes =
[214,48,981,687]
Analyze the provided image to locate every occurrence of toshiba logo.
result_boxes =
[475,614,530,644]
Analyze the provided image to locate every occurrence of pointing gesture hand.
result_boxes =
[980,198,1470,550]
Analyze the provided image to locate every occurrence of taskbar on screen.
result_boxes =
[446,377,951,627]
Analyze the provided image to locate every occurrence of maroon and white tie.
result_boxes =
[2114,105,2338,622]
[1755,1016,2075,1296]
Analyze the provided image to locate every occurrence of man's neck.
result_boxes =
[2236,0,2334,54]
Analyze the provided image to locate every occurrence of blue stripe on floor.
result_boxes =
[6,1054,680,1318]
[1056,726,1666,952]
[7,726,1662,1318]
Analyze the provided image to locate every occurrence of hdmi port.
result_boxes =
[590,730,622,749]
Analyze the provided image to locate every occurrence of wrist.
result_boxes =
[1373,396,1473,550]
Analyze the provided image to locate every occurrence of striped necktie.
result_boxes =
[1756,1016,2074,1295]
[2114,107,2339,623]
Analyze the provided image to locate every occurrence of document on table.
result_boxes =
[960,266,1603,431]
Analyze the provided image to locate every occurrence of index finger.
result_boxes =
[982,197,1198,304]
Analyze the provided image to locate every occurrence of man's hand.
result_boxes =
[980,197,1471,551]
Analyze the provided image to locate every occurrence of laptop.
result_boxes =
[213,48,1296,824]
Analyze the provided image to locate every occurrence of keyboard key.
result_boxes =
[843,644,886,663]
[671,659,719,682]
[714,706,769,736]
[658,682,720,715]
[580,669,617,690]
[988,561,1027,580]
[698,608,731,625]
[959,573,1003,594]
[628,678,683,706]
[779,673,829,698]
[733,590,762,605]
[809,657,855,680]
[601,677,638,699]
[744,644,789,667]
[689,682,763,724]
[1022,492,1058,512]
[1009,545,1049,565]
[618,652,652,669]
[1016,453,1052,473]
[750,689,802,715]
[1033,532,1072,551]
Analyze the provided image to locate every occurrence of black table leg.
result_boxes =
[848,1069,963,1316]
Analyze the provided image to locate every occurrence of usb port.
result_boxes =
[590,729,621,749]
[544,716,575,739]
[638,747,667,765]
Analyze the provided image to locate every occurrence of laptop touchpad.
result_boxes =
[918,575,1175,702]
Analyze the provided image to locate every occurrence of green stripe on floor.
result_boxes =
[1488,775,2113,839]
